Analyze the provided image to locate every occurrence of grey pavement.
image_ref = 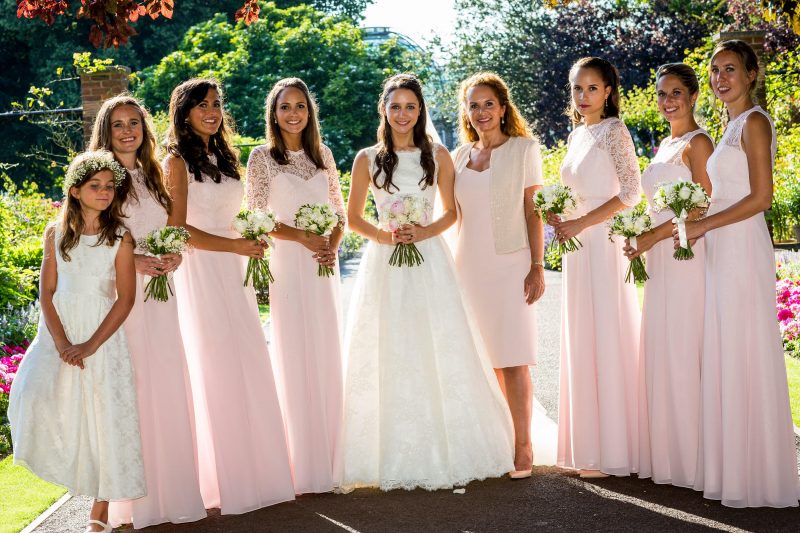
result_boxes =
[31,257,800,532]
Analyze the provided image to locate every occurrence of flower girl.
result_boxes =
[9,151,144,533]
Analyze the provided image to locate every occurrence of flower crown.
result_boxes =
[63,151,127,194]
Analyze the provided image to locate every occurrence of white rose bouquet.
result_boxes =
[294,203,341,277]
[137,226,191,302]
[533,184,582,254]
[233,209,276,289]
[378,195,432,267]
[652,181,710,260]
[608,201,653,283]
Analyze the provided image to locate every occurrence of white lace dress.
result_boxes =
[339,145,515,492]
[9,230,145,500]
[246,145,345,495]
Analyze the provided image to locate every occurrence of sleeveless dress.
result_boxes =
[557,117,642,475]
[173,156,295,514]
[453,164,539,368]
[109,168,206,528]
[696,106,799,507]
[246,145,345,495]
[339,145,515,492]
[9,230,145,500]
[636,130,710,488]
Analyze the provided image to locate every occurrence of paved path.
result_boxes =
[32,260,800,532]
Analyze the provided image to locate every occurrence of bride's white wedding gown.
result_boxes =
[339,145,515,492]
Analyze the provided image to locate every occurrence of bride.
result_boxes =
[339,73,514,492]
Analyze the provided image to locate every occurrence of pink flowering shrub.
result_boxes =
[0,340,27,454]
[777,278,800,357]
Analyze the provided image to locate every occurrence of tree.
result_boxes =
[135,4,434,169]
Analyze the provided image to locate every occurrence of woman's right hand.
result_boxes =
[231,238,266,258]
[545,213,561,226]
[134,253,165,277]
[300,232,331,255]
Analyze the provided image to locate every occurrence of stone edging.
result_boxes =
[21,493,71,533]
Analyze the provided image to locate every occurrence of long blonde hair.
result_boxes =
[458,72,532,143]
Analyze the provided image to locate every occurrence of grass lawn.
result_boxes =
[0,456,65,533]
[785,355,800,428]
[258,303,270,324]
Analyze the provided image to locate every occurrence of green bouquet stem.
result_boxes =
[625,256,649,284]
[144,274,172,302]
[389,242,425,267]
[548,236,582,256]
[318,263,334,277]
[673,242,695,260]
[245,257,274,289]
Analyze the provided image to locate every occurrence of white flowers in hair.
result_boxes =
[63,150,127,193]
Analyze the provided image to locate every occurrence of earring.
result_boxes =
[501,116,505,126]
[604,97,609,109]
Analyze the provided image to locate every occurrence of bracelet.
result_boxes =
[532,260,544,268]
[375,227,382,244]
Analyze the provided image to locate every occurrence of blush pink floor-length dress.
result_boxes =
[557,117,642,475]
[246,145,344,494]
[695,106,799,508]
[173,155,295,514]
[109,168,206,528]
[636,130,710,488]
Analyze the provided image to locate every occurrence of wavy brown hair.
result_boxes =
[458,72,532,143]
[373,74,435,193]
[89,94,172,213]
[265,78,326,169]
[566,57,621,125]
[59,151,127,261]
[166,78,241,182]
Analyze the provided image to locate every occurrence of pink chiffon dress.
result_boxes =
[172,155,295,514]
[696,106,799,507]
[557,117,642,475]
[109,168,206,528]
[636,130,710,488]
[246,145,345,495]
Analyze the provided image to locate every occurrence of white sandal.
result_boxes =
[85,519,111,533]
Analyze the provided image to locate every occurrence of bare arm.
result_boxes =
[347,150,393,243]
[61,233,136,368]
[524,184,545,304]
[39,225,71,354]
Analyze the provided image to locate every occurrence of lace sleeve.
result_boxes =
[322,145,346,223]
[603,119,641,206]
[245,146,274,211]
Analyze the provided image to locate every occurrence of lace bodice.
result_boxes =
[124,168,169,253]
[178,154,244,237]
[246,144,345,222]
[560,118,641,210]
[642,129,712,224]
[707,106,776,204]
[55,229,122,298]
[365,145,441,228]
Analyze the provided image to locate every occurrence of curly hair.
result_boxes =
[458,72,532,143]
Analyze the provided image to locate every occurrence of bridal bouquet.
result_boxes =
[137,226,191,302]
[294,203,341,277]
[533,184,582,254]
[652,181,710,260]
[233,209,276,289]
[608,202,653,283]
[379,195,432,267]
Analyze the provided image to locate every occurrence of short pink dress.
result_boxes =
[636,130,709,488]
[696,106,799,507]
[173,155,295,514]
[246,145,345,495]
[109,168,206,528]
[454,161,541,368]
[557,118,642,475]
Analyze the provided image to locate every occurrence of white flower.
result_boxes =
[690,187,706,205]
[678,186,691,200]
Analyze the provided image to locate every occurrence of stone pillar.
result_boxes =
[79,66,131,145]
[715,30,767,109]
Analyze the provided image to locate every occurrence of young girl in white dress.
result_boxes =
[340,73,514,492]
[9,151,144,533]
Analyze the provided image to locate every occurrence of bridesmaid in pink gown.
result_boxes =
[164,79,295,514]
[451,73,545,478]
[246,78,345,494]
[621,65,713,488]
[88,96,206,529]
[678,40,799,507]
[552,57,642,478]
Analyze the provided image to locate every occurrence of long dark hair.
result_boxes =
[89,94,172,213]
[265,78,326,169]
[566,57,621,125]
[166,78,241,182]
[373,74,436,193]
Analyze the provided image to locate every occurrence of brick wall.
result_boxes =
[79,67,131,144]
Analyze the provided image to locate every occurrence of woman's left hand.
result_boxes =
[623,231,655,260]
[552,217,585,243]
[672,220,704,249]
[314,246,337,267]
[159,253,183,273]
[524,265,545,304]
[395,224,429,244]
